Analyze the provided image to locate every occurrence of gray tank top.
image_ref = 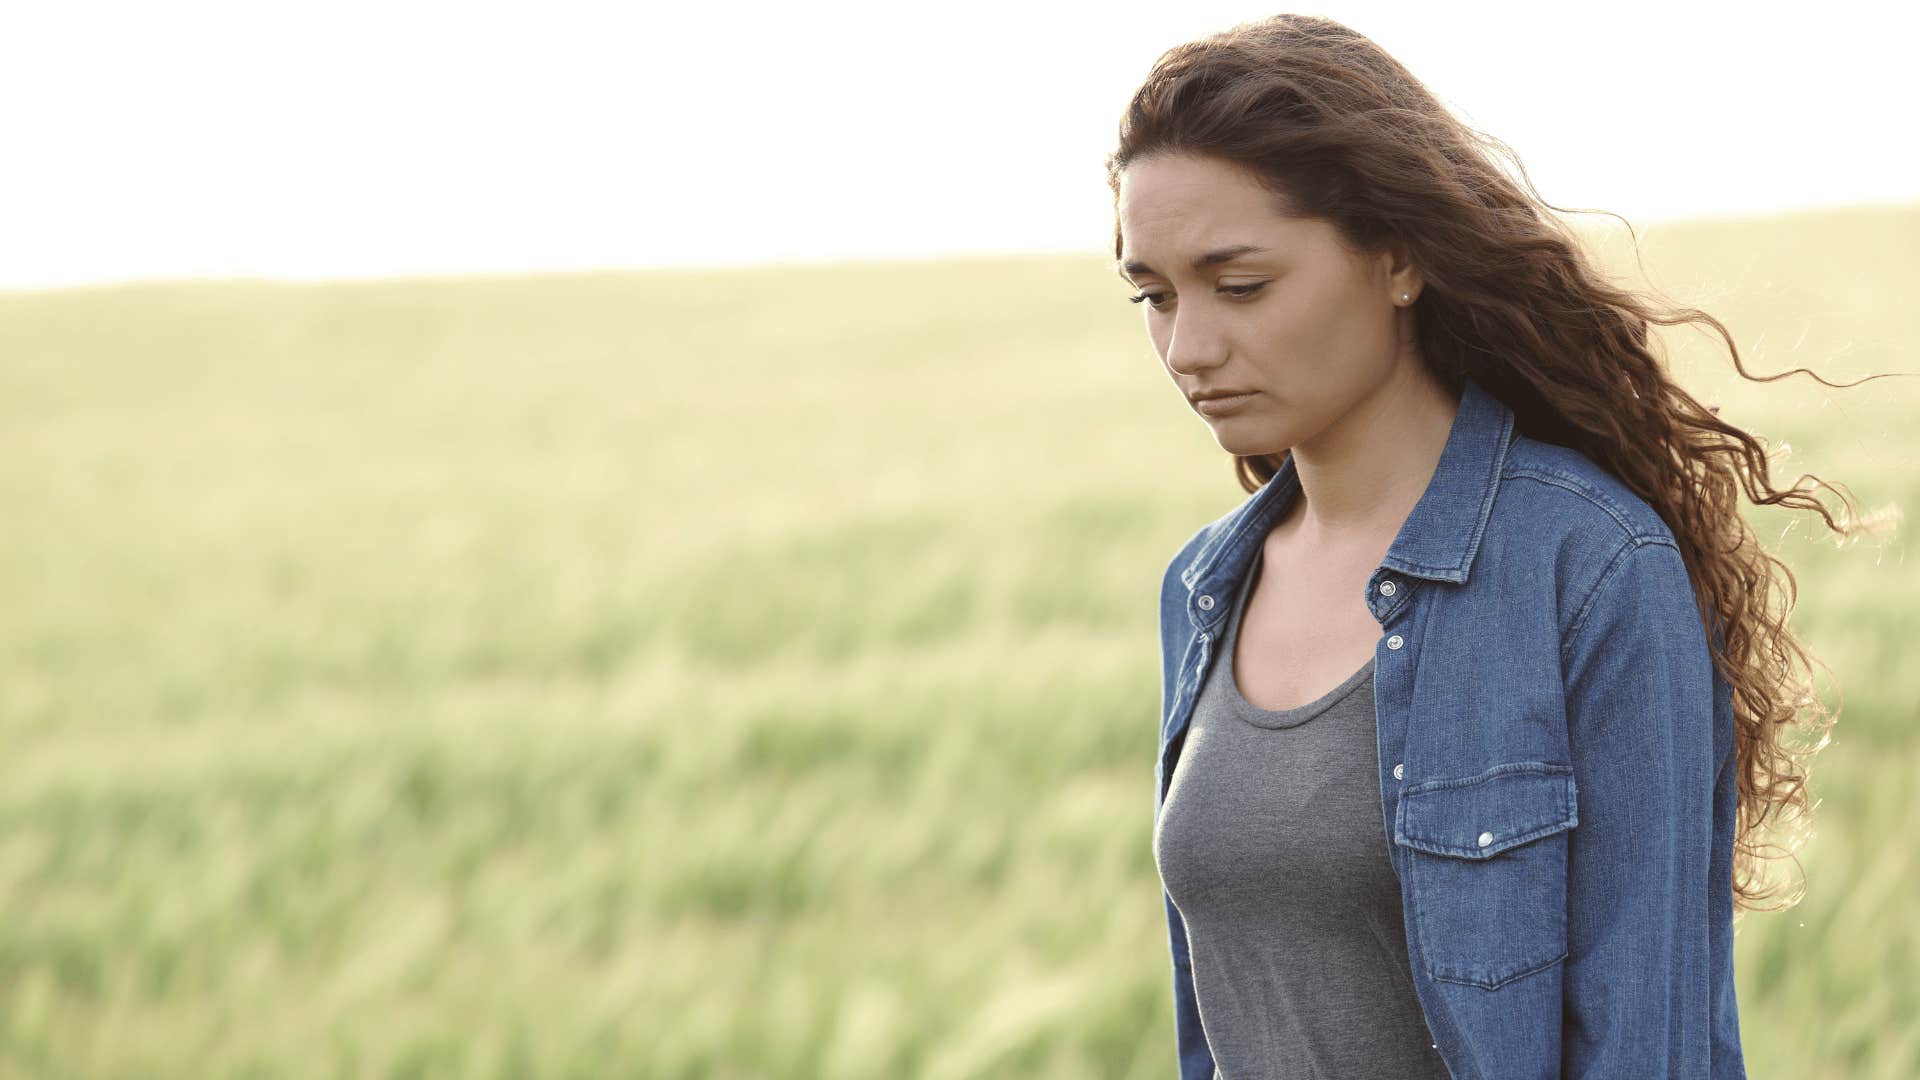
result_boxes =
[1153,546,1448,1080]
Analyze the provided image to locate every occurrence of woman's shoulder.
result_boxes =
[1497,433,1678,551]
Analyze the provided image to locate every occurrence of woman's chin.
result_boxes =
[1213,428,1284,457]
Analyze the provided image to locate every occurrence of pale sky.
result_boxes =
[2,0,1915,291]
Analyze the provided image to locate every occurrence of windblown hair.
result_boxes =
[1105,14,1902,915]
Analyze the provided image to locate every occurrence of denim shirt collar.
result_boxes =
[1178,375,1517,632]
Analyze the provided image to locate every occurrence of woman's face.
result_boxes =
[1116,152,1420,458]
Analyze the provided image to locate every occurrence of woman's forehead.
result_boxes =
[1119,207,1328,277]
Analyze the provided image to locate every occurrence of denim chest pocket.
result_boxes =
[1392,761,1579,990]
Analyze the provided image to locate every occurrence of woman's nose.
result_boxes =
[1163,312,1225,376]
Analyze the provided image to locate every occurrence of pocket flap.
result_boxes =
[1394,762,1578,859]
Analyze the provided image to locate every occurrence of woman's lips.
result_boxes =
[1194,391,1257,416]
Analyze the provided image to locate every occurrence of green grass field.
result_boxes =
[2,203,1916,1078]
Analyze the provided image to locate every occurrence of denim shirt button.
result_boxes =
[1392,763,1404,780]
[1477,831,1494,847]
[1197,594,1215,611]
[1379,580,1397,596]
[1386,634,1404,650]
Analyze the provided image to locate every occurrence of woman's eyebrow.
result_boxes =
[1121,244,1270,279]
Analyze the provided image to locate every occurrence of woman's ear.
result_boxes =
[1383,237,1421,300]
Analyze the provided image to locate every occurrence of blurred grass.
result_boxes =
[0,202,1916,1078]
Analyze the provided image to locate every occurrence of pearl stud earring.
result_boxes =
[1400,292,1411,303]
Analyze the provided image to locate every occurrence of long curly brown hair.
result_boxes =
[1105,14,1904,916]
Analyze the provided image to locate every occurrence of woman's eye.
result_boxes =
[1127,282,1268,309]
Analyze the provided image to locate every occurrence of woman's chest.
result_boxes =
[1232,545,1385,711]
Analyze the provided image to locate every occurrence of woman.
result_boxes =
[1113,15,1862,1080]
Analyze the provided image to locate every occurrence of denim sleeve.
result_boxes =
[1558,538,1741,1077]
[1157,535,1216,1080]
[1165,892,1215,1080]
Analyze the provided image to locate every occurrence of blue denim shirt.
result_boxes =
[1155,376,1747,1079]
